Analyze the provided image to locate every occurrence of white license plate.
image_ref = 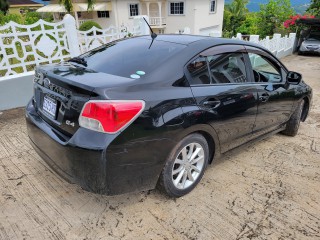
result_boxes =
[43,96,57,118]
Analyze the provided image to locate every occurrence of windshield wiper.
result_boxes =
[68,57,87,67]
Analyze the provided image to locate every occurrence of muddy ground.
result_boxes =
[0,55,319,240]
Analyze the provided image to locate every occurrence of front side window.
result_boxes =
[248,53,282,83]
[170,2,184,15]
[97,11,109,18]
[187,53,248,85]
[210,0,216,13]
[129,4,139,17]
[208,53,247,84]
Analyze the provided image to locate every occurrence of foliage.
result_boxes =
[307,0,320,17]
[0,13,23,24]
[236,12,259,35]
[0,0,8,15]
[59,0,73,13]
[223,0,249,37]
[79,20,101,31]
[24,12,53,25]
[256,0,295,38]
[283,14,315,29]
[59,0,95,13]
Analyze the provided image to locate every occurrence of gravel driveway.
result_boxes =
[0,55,319,240]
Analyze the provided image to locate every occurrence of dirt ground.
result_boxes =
[0,54,319,240]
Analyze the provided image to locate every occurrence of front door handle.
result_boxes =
[202,99,221,108]
[259,93,270,102]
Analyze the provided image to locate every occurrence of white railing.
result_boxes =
[149,17,166,26]
[78,25,141,53]
[0,15,146,78]
[0,19,72,77]
[234,33,296,58]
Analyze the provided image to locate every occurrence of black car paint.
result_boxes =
[26,35,312,195]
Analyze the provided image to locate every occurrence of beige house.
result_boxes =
[37,0,224,35]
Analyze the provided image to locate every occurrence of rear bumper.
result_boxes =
[26,100,175,195]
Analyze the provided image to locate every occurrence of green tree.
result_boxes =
[236,12,259,35]
[59,0,95,13]
[223,0,249,37]
[0,0,9,15]
[307,0,320,17]
[257,0,295,38]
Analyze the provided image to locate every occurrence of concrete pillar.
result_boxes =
[146,2,150,17]
[63,14,81,57]
[157,2,162,26]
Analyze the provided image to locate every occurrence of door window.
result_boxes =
[187,56,211,85]
[248,53,282,83]
[187,53,248,85]
[208,53,247,84]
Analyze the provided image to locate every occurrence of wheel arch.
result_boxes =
[172,124,221,163]
[301,96,310,122]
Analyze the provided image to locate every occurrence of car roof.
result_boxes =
[137,34,253,46]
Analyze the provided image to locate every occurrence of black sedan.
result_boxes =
[26,35,312,197]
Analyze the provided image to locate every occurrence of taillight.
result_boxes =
[79,100,145,134]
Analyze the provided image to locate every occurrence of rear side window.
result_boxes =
[187,53,248,85]
[81,38,185,78]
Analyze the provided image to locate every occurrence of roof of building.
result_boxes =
[8,0,43,6]
[296,18,320,27]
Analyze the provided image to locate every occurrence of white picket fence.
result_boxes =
[234,33,296,58]
[0,14,145,78]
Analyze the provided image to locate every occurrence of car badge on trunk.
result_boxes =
[43,78,51,88]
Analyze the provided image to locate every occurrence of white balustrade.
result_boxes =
[0,18,72,77]
[149,17,166,26]
[235,32,296,58]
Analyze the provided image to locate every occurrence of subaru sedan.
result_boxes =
[26,35,312,197]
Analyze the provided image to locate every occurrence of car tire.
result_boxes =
[157,133,209,198]
[281,100,304,137]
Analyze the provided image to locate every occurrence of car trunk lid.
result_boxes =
[33,63,135,136]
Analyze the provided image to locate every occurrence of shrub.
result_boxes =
[2,13,23,24]
[79,20,102,31]
[24,12,42,25]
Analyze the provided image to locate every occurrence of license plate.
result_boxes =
[43,96,57,118]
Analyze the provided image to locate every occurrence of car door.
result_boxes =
[185,45,259,153]
[244,46,295,137]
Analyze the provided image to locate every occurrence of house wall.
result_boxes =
[9,5,43,15]
[194,0,224,35]
[165,1,196,34]
[45,0,224,35]
[111,0,140,30]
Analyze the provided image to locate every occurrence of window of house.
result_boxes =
[170,2,184,15]
[97,11,110,18]
[210,0,216,13]
[129,3,139,17]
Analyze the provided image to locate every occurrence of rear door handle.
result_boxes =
[202,99,221,108]
[259,93,270,102]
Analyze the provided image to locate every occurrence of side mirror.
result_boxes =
[287,71,302,85]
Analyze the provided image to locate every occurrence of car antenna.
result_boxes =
[143,17,157,49]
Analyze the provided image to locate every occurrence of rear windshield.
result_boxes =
[80,38,186,78]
